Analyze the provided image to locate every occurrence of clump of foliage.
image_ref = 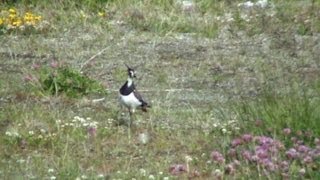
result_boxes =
[24,62,106,98]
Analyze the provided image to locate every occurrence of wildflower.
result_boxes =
[221,128,227,134]
[256,148,269,159]
[211,151,225,164]
[148,174,155,179]
[212,169,223,178]
[32,63,41,70]
[285,148,299,159]
[255,136,273,145]
[163,177,169,180]
[227,148,237,158]
[303,156,313,164]
[98,12,105,17]
[9,8,16,14]
[283,128,291,135]
[169,164,187,175]
[87,126,97,137]
[0,18,4,25]
[48,168,54,173]
[97,174,104,178]
[28,131,34,135]
[50,61,58,68]
[315,138,320,146]
[297,145,310,153]
[231,138,243,147]
[139,168,146,176]
[280,161,289,172]
[242,134,253,142]
[185,155,193,162]
[50,176,56,180]
[138,132,150,145]
[299,168,306,176]
[241,150,252,161]
[225,163,236,175]
[5,131,12,136]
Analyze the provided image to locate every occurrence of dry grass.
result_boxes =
[0,0,320,179]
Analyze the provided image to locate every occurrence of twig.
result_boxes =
[80,46,110,71]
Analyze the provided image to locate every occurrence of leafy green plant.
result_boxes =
[24,64,106,98]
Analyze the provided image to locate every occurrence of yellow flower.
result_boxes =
[12,18,22,27]
[34,15,42,21]
[9,13,16,19]
[9,8,16,14]
[98,12,105,17]
[0,18,3,25]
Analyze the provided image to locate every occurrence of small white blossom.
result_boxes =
[50,176,56,180]
[148,174,155,179]
[28,131,34,135]
[140,168,147,176]
[48,168,54,173]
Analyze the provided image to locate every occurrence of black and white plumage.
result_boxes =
[119,65,150,115]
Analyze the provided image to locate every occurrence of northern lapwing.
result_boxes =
[119,64,150,125]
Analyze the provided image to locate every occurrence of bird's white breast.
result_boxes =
[119,92,142,109]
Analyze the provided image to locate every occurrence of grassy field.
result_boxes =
[0,0,320,179]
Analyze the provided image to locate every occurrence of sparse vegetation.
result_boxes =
[0,0,319,179]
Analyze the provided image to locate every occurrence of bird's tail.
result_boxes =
[141,102,151,112]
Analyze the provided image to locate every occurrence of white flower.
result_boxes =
[40,129,46,133]
[50,176,56,180]
[97,174,104,178]
[148,175,155,179]
[185,155,193,162]
[48,168,54,173]
[140,168,146,176]
[17,159,25,163]
[29,131,34,135]
[163,177,169,180]
[222,128,227,134]
[81,175,87,179]
[256,0,268,8]
[5,131,12,136]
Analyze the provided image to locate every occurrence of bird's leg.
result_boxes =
[129,111,133,128]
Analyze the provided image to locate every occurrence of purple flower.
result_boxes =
[285,148,299,159]
[280,161,289,172]
[211,151,225,164]
[227,148,237,158]
[283,128,291,135]
[255,136,273,145]
[256,148,269,159]
[260,159,276,171]
[241,150,252,161]
[242,134,253,142]
[303,156,313,164]
[32,63,41,70]
[225,163,236,175]
[297,145,310,153]
[169,164,187,175]
[87,126,97,137]
[231,138,243,147]
[50,61,59,68]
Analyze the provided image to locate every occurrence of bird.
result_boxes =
[119,64,150,126]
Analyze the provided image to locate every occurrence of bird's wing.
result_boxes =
[133,89,146,104]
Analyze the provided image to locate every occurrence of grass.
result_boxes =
[0,0,320,179]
